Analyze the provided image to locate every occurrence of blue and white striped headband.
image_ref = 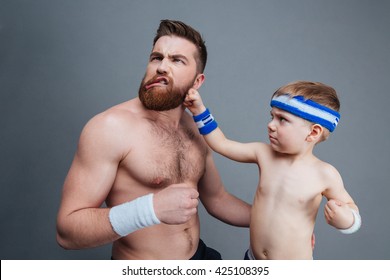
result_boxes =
[270,94,340,132]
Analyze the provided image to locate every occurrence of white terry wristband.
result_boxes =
[339,209,361,234]
[109,193,161,237]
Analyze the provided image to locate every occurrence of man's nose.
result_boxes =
[157,58,169,74]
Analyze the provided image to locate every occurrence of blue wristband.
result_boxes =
[193,108,218,135]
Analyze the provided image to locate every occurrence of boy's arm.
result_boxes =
[322,165,361,234]
[184,89,259,163]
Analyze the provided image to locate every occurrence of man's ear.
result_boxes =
[307,124,323,142]
[192,73,205,90]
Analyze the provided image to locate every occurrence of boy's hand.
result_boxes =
[324,199,355,229]
[184,88,207,116]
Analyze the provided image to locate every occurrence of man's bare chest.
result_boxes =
[119,126,207,188]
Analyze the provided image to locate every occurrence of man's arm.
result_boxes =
[56,113,124,249]
[198,148,251,227]
[56,111,201,249]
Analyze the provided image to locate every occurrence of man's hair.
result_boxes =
[272,81,340,112]
[272,80,340,141]
[153,19,207,73]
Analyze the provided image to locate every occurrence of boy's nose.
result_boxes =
[267,120,276,131]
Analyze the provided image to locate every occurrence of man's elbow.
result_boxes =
[56,229,73,250]
[56,223,79,250]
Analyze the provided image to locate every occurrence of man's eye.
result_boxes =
[173,58,184,64]
[151,56,162,61]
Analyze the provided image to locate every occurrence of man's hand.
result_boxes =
[153,184,199,224]
[184,88,207,116]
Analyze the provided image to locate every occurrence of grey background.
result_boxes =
[1,0,389,260]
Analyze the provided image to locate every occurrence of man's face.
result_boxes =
[139,35,200,111]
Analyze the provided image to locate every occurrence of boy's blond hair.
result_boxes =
[272,81,340,142]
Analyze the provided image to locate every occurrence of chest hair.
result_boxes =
[149,124,204,183]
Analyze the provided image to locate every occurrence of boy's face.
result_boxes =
[268,107,312,154]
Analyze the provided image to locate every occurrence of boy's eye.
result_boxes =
[280,117,288,123]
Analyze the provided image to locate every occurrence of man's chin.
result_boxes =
[139,84,189,111]
[140,97,183,111]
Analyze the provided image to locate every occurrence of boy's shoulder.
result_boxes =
[314,158,342,181]
[255,142,278,164]
[255,142,274,154]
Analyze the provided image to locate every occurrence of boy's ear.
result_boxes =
[307,124,323,142]
[192,73,205,90]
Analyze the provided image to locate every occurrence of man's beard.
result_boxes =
[138,75,194,111]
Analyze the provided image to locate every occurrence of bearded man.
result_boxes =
[56,19,250,260]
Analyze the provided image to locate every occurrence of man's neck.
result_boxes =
[145,105,186,129]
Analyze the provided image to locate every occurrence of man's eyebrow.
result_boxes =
[169,54,188,61]
[150,51,163,58]
[149,51,189,62]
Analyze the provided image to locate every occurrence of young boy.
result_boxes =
[184,81,361,260]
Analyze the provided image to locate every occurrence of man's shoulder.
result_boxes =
[76,99,146,154]
[105,98,141,115]
[98,98,144,122]
[82,99,144,134]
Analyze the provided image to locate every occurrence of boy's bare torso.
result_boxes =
[106,99,207,259]
[251,145,327,259]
